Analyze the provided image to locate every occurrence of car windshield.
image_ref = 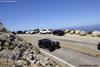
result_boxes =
[42,29,47,31]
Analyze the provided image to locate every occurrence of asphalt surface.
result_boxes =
[19,34,100,50]
[18,34,100,67]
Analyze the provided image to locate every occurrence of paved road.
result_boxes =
[18,34,100,67]
[19,34,100,50]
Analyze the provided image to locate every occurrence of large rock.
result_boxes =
[0,23,61,67]
[74,30,80,35]
[0,58,16,67]
[79,31,87,36]
[16,60,30,67]
[69,30,75,34]
[92,31,100,37]
[64,30,70,34]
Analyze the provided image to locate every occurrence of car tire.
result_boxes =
[38,42,43,48]
[48,47,55,52]
[38,44,42,48]
[56,42,61,49]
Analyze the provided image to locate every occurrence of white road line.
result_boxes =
[40,50,75,67]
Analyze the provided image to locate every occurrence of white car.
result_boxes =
[47,29,52,34]
[25,30,30,34]
[40,29,48,34]
[30,30,34,34]
[40,29,52,34]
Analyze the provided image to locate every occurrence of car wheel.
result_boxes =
[56,42,61,49]
[48,47,55,52]
[38,42,44,48]
[38,44,42,48]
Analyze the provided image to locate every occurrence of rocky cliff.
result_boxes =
[0,23,60,67]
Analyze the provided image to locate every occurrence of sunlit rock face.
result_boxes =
[92,31,100,37]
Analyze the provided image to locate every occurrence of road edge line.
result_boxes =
[40,50,75,67]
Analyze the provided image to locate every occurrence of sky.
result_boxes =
[0,0,100,31]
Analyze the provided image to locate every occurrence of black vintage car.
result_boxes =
[52,30,65,36]
[97,42,100,50]
[38,39,60,52]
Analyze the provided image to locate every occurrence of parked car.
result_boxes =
[22,30,28,34]
[40,29,48,34]
[52,30,65,36]
[16,31,24,34]
[11,31,16,35]
[47,29,52,34]
[30,30,35,34]
[38,38,60,52]
[97,42,100,50]
[30,29,40,34]
[40,29,52,34]
[25,30,30,34]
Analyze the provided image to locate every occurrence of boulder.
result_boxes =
[69,30,75,34]
[16,60,30,66]
[64,30,70,34]
[79,31,87,36]
[74,30,80,35]
[0,58,16,67]
[92,31,100,37]
[0,23,61,67]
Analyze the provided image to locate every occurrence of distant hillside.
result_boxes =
[66,24,100,32]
